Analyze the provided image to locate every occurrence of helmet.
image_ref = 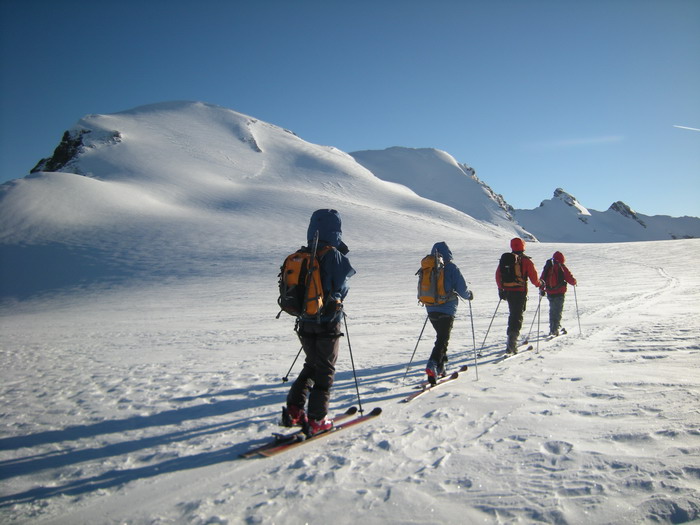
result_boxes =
[510,238,526,252]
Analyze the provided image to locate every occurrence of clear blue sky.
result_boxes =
[2,0,699,216]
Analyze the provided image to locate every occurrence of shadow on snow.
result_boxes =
[0,338,509,508]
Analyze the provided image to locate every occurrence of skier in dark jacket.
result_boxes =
[424,242,473,385]
[284,209,355,436]
[539,251,577,336]
[495,238,541,354]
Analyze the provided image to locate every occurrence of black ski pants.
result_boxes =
[505,291,527,337]
[428,312,454,366]
[287,319,342,421]
[547,294,565,333]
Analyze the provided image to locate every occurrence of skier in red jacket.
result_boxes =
[539,251,577,336]
[495,238,541,354]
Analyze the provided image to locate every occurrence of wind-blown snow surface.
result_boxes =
[1,102,700,524]
[2,237,700,524]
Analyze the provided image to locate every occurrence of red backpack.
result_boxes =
[543,259,565,291]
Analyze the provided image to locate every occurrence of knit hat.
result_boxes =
[510,238,526,252]
[553,251,565,263]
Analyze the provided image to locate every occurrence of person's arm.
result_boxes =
[562,264,577,286]
[525,258,541,288]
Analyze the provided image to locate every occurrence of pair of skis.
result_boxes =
[544,327,568,341]
[240,406,382,458]
[242,363,469,457]
[495,343,534,362]
[242,360,475,457]
[402,364,469,402]
[495,327,568,362]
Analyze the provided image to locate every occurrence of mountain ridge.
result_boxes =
[25,101,696,244]
[512,187,700,243]
[2,101,698,299]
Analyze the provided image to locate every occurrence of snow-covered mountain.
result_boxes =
[350,147,534,240]
[513,188,700,243]
[0,101,508,300]
[349,149,699,243]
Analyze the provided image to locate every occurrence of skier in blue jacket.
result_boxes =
[424,242,473,384]
[284,209,356,435]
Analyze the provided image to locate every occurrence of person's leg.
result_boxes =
[548,294,565,335]
[306,321,342,421]
[428,313,454,373]
[506,292,527,352]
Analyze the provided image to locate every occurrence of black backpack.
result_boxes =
[499,252,525,287]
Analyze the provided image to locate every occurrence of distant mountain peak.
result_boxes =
[610,201,646,228]
[514,188,699,242]
[31,128,122,175]
[551,188,591,216]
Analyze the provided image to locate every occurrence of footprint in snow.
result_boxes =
[542,440,573,455]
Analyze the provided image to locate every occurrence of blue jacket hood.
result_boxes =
[300,209,355,324]
[431,241,453,262]
[425,241,470,316]
[308,209,343,248]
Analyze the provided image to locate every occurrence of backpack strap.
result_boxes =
[317,245,334,258]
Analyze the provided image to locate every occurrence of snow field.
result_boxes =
[1,239,699,524]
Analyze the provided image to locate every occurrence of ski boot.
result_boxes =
[281,405,307,427]
[506,332,518,355]
[306,417,333,436]
[425,360,439,386]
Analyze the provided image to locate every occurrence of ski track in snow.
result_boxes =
[1,241,700,524]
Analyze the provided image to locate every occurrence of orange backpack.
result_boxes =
[277,243,333,319]
[416,251,450,305]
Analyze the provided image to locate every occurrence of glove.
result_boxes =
[322,299,343,315]
[540,288,546,297]
[466,290,474,301]
[498,289,506,300]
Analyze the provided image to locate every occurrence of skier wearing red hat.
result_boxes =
[539,251,577,336]
[495,238,541,354]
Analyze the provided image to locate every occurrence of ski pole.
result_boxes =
[343,312,364,414]
[524,294,542,344]
[573,285,582,335]
[536,294,541,353]
[402,315,429,384]
[467,297,479,381]
[458,296,479,380]
[477,300,501,357]
[282,345,303,383]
